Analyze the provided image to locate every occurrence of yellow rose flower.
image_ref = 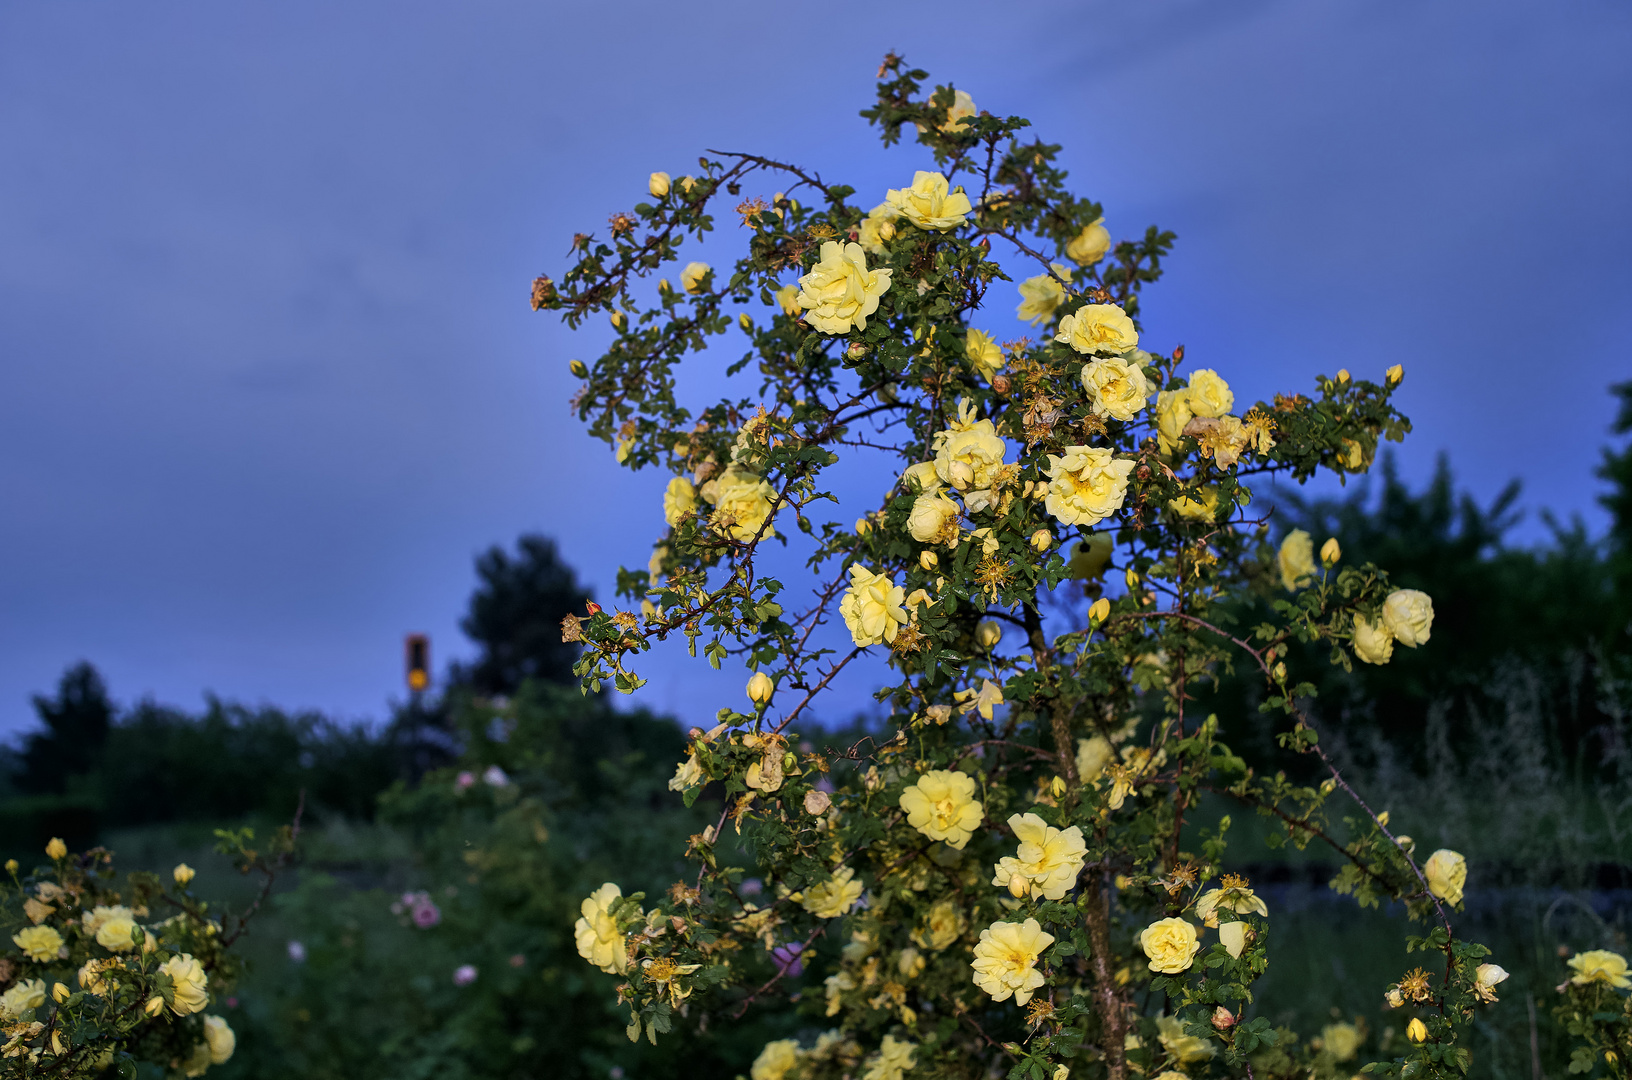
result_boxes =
[775,283,802,316]
[1185,369,1234,418]
[45,838,67,860]
[173,863,196,887]
[970,917,1054,1005]
[907,490,961,545]
[1157,1014,1216,1063]
[1195,878,1268,924]
[1077,736,1114,782]
[12,925,62,962]
[746,671,775,705]
[1168,487,1219,521]
[796,240,892,334]
[1473,962,1510,1003]
[934,88,977,132]
[1568,950,1631,989]
[1055,304,1138,356]
[1079,356,1150,421]
[965,328,1005,380]
[1423,849,1466,905]
[1382,589,1434,647]
[648,171,671,198]
[0,979,46,1019]
[899,769,984,850]
[1066,218,1112,265]
[857,202,899,254]
[1218,921,1247,958]
[897,947,926,979]
[884,170,972,231]
[752,1039,801,1080]
[78,958,120,996]
[702,467,777,542]
[1352,614,1395,665]
[991,812,1087,900]
[574,882,629,974]
[679,262,710,294]
[901,460,942,493]
[1017,266,1071,325]
[1320,537,1342,566]
[912,898,966,951]
[1044,446,1134,527]
[159,953,210,1015]
[1321,1022,1362,1062]
[1139,917,1200,974]
[96,915,142,952]
[840,565,907,647]
[1278,529,1316,591]
[799,867,864,918]
[976,620,1002,649]
[863,1034,917,1080]
[932,408,1008,503]
[1156,389,1194,454]
[668,753,703,792]
[663,476,697,527]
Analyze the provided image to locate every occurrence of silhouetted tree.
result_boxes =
[452,534,590,696]
[15,662,112,795]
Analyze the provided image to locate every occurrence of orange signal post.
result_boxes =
[405,634,430,694]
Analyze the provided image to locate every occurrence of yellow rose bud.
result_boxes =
[855,517,872,536]
[680,262,710,294]
[173,863,196,887]
[1386,364,1404,385]
[746,671,775,705]
[1336,369,1350,384]
[976,621,1002,649]
[1089,597,1111,625]
[45,838,67,860]
[52,982,70,1004]
[648,171,671,198]
[4,860,16,874]
[738,313,753,331]
[1320,537,1341,566]
[569,359,589,378]
[1050,776,1067,798]
[610,310,625,329]
[1030,528,1052,552]
[146,996,166,1018]
[1407,1018,1428,1043]
[1376,810,1390,827]
[1124,568,1139,589]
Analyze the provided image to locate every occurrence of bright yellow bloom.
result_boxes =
[1387,363,1404,384]
[1382,589,1434,647]
[45,838,67,860]
[1320,537,1341,566]
[663,476,696,527]
[799,867,864,918]
[1168,488,1219,521]
[840,565,908,647]
[1185,369,1233,418]
[885,170,972,231]
[1195,880,1268,925]
[159,953,210,1015]
[1321,1022,1362,1062]
[935,88,978,132]
[746,671,775,705]
[12,925,62,962]
[1079,356,1150,421]
[858,202,898,254]
[1017,267,1070,325]
[992,813,1087,900]
[1157,1014,1215,1063]
[1044,446,1134,527]
[1139,917,1200,974]
[1568,950,1631,988]
[971,917,1054,1005]
[901,460,942,493]
[899,770,984,850]
[1423,849,1466,905]
[912,898,965,951]
[680,261,710,293]
[775,283,802,316]
[0,979,46,1019]
[1352,614,1395,665]
[751,1039,801,1080]
[96,915,142,952]
[702,467,777,542]
[1156,389,1194,455]
[863,1034,917,1080]
[966,328,1005,380]
[907,490,961,545]
[648,171,670,198]
[932,405,1008,504]
[173,863,196,887]
[1473,962,1510,1003]
[954,678,1004,721]
[574,883,629,974]
[1056,304,1138,356]
[1077,736,1114,782]
[1406,1018,1428,1043]
[796,241,892,334]
[1278,529,1316,590]
[668,753,702,792]
[1066,218,1112,265]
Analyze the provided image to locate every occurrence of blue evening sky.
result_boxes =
[2,1,1628,736]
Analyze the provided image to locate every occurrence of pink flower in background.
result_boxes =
[452,964,477,986]
[508,954,526,968]
[455,771,476,789]
[396,890,441,928]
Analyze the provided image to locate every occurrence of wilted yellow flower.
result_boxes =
[1183,414,1253,469]
[1079,356,1150,421]
[574,883,629,974]
[680,261,710,294]
[1218,921,1247,958]
[12,925,63,962]
[1473,962,1510,1003]
[1352,614,1395,665]
[702,467,777,542]
[1140,917,1200,974]
[840,565,908,647]
[884,170,972,231]
[45,838,67,860]
[1066,218,1112,265]
[899,770,984,850]
[173,863,196,887]
[1076,736,1113,783]
[992,812,1087,900]
[668,753,703,792]
[1320,537,1341,566]
[1322,1022,1362,1062]
[775,283,802,316]
[971,917,1054,1005]
[1423,849,1466,905]
[663,476,697,527]
[1185,369,1234,418]
[966,328,1005,380]
[1044,446,1134,527]
[0,979,46,1019]
[96,915,142,952]
[1278,529,1316,590]
[159,953,210,1015]
[1195,877,1268,924]
[648,171,671,198]
[953,678,1005,722]
[912,898,965,951]
[1157,1014,1216,1063]
[799,867,864,919]
[863,1034,917,1080]
[1382,589,1434,647]
[1017,267,1070,325]
[1568,950,1631,988]
[77,958,119,996]
[752,1039,801,1080]
[796,240,892,334]
[1056,304,1138,356]
[907,490,961,545]
[746,671,775,705]
[1406,1018,1428,1043]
